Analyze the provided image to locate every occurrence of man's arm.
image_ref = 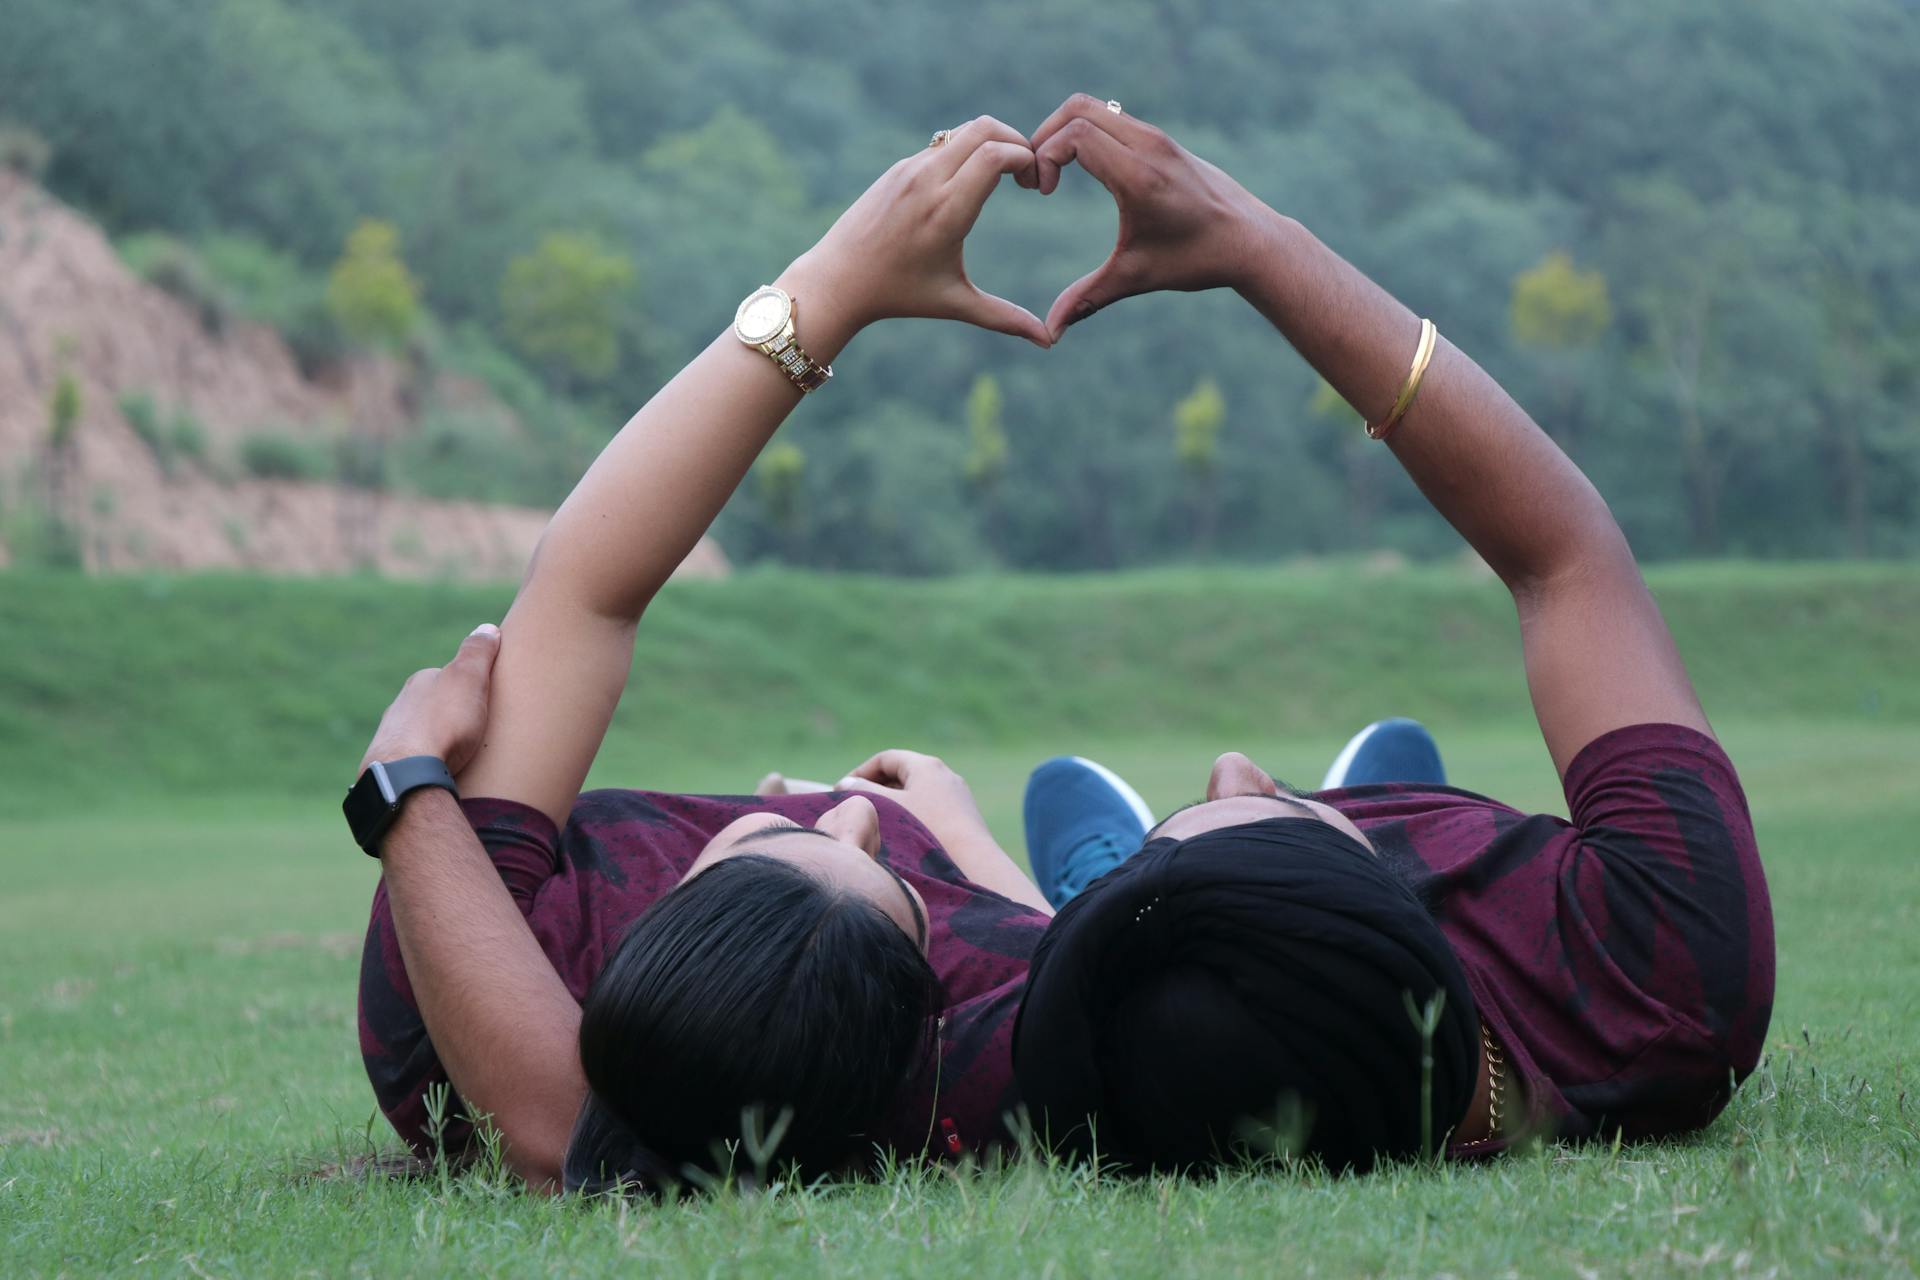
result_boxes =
[355,626,582,1189]
[1028,96,1712,775]
[458,118,1050,827]
[1234,217,1712,775]
[379,790,585,1189]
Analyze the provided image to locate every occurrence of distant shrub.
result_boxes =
[0,122,52,179]
[117,234,229,334]
[199,234,348,374]
[2,497,83,570]
[326,220,420,349]
[118,392,209,477]
[333,433,390,490]
[389,411,567,506]
[168,412,208,462]
[48,374,82,448]
[239,431,331,482]
[119,391,162,447]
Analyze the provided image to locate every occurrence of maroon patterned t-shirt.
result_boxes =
[357,788,1051,1160]
[1328,723,1774,1149]
[360,723,1772,1161]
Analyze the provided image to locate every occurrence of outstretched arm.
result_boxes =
[1028,96,1711,774]
[460,117,1051,826]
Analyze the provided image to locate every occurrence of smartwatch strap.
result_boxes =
[345,755,458,857]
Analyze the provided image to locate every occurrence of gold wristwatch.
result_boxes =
[733,285,832,393]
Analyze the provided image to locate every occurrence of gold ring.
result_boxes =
[1106,99,1123,114]
[928,129,952,148]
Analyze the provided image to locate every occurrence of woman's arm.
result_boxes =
[460,117,1051,827]
[1026,96,1712,776]
[353,121,1051,1189]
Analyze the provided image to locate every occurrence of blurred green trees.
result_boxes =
[2,0,1917,567]
[325,220,420,350]
[500,232,635,388]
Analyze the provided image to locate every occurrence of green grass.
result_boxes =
[2,564,1918,1275]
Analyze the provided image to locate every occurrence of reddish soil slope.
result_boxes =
[0,174,725,581]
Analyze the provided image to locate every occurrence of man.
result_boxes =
[1006,96,1774,1170]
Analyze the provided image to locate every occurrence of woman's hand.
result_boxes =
[785,117,1052,348]
[1027,94,1274,338]
[835,749,995,852]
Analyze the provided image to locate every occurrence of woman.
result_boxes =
[352,116,1061,1193]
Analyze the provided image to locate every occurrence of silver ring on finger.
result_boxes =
[1105,99,1123,114]
[928,128,953,148]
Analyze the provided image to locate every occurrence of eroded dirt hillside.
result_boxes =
[0,174,725,580]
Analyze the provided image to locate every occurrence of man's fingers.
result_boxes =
[447,622,501,680]
[949,139,1040,210]
[1033,117,1135,197]
[1045,258,1133,340]
[1028,93,1147,166]
[951,283,1053,349]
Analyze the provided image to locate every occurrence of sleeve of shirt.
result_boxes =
[355,797,563,1156]
[1554,723,1775,1137]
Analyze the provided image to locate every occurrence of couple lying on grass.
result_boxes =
[349,96,1774,1193]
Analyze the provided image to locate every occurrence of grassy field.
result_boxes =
[3,564,1918,1276]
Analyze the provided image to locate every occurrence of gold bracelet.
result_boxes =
[1366,317,1438,441]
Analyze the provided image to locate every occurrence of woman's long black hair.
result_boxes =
[563,853,940,1193]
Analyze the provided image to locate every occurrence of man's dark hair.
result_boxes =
[1014,819,1478,1173]
[564,853,939,1193]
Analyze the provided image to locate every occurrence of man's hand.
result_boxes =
[358,624,501,776]
[1028,94,1272,339]
[836,749,994,853]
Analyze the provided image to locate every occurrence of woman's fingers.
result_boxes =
[929,115,1033,180]
[948,140,1043,214]
[949,282,1053,349]
[846,749,914,786]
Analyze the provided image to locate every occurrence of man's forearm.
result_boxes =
[379,789,586,1188]
[1236,212,1632,590]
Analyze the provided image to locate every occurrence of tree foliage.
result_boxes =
[500,231,635,385]
[1511,252,1611,352]
[325,220,420,350]
[5,0,1918,566]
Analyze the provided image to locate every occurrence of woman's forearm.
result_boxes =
[522,255,860,624]
[1235,212,1632,591]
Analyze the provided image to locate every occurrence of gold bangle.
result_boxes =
[1366,317,1438,441]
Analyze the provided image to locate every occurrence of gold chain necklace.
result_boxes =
[1480,1019,1506,1140]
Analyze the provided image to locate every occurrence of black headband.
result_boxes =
[1013,818,1477,1172]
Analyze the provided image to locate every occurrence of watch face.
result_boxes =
[735,287,791,345]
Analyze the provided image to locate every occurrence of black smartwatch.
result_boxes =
[343,756,459,857]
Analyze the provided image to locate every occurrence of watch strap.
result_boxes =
[344,755,458,858]
[768,334,832,392]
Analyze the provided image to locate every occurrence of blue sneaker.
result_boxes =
[1320,718,1447,789]
[1023,756,1156,909]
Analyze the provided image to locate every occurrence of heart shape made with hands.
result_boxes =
[1004,94,1255,343]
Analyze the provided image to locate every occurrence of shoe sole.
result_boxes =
[1069,756,1156,830]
